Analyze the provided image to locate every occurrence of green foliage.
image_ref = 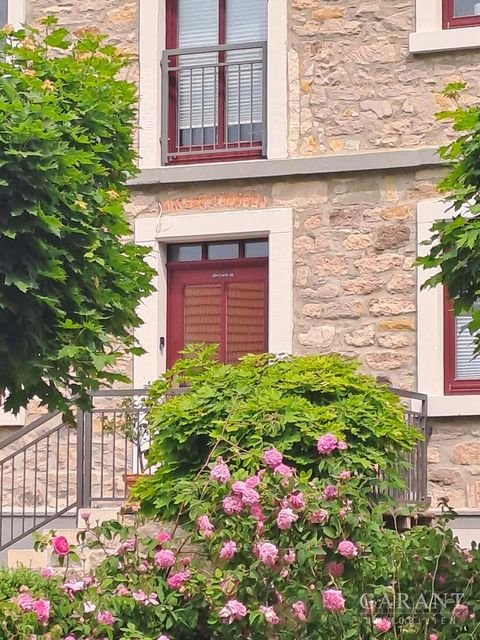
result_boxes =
[0,19,155,413]
[419,83,480,350]
[134,348,420,519]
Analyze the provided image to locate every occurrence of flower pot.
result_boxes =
[123,472,143,498]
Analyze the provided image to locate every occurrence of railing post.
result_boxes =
[76,409,85,508]
[83,409,93,508]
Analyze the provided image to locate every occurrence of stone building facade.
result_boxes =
[2,0,480,518]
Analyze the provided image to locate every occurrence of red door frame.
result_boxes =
[165,0,264,164]
[167,258,268,368]
[444,289,480,394]
[442,0,480,28]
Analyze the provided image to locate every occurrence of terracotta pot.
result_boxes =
[123,473,143,498]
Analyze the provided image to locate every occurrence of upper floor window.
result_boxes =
[443,0,480,28]
[0,0,7,27]
[162,0,267,165]
[444,292,480,394]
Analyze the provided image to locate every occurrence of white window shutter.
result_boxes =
[455,314,480,379]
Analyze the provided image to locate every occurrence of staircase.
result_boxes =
[0,387,431,567]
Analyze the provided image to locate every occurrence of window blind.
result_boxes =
[226,0,267,128]
[455,314,480,379]
[0,0,7,27]
[177,0,219,133]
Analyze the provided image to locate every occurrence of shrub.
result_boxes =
[134,349,420,519]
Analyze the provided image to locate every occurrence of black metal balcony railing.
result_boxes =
[161,42,267,164]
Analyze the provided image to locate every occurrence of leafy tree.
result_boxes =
[420,82,480,350]
[0,19,155,413]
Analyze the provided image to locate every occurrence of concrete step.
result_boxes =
[8,548,47,569]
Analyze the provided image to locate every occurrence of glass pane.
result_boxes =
[226,282,266,363]
[207,242,239,260]
[184,285,222,349]
[455,315,480,379]
[0,0,7,27]
[244,240,269,258]
[168,244,203,262]
[454,0,480,17]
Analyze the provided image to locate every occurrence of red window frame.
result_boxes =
[444,289,480,394]
[443,0,480,28]
[165,0,264,164]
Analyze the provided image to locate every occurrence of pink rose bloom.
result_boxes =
[317,433,338,455]
[338,441,348,450]
[263,448,283,468]
[182,556,191,567]
[219,599,247,624]
[274,463,294,478]
[258,541,279,566]
[156,531,171,544]
[231,480,247,495]
[64,636,76,640]
[210,459,231,484]
[339,508,348,520]
[33,600,50,624]
[132,590,148,602]
[322,589,345,612]
[289,492,305,509]
[40,567,55,579]
[154,549,176,568]
[276,507,298,530]
[116,585,129,596]
[17,593,35,611]
[84,601,96,613]
[323,484,338,500]
[326,561,345,578]
[452,603,469,621]
[118,539,136,554]
[429,635,438,640]
[157,636,170,640]
[283,548,296,565]
[260,606,280,625]
[241,488,260,505]
[222,495,244,516]
[167,571,190,590]
[63,580,85,594]
[373,618,392,633]
[249,503,266,522]
[138,562,149,573]
[51,535,70,557]
[337,540,358,559]
[245,475,261,488]
[339,470,351,481]
[310,509,329,525]
[292,601,307,622]
[79,510,91,523]
[97,611,115,626]
[219,540,238,561]
[198,515,214,538]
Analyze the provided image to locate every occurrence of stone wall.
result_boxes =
[288,0,480,156]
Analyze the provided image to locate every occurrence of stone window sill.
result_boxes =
[428,395,480,417]
[410,27,480,54]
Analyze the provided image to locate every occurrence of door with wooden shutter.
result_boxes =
[167,253,268,368]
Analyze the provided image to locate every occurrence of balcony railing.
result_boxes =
[161,42,267,165]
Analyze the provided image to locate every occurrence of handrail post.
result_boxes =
[76,409,85,508]
[83,409,93,508]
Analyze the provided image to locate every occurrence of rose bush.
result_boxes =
[1,437,480,639]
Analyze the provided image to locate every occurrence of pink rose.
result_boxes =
[322,589,345,612]
[157,636,170,640]
[155,531,171,544]
[249,503,266,522]
[182,556,191,567]
[317,433,338,455]
[40,567,55,579]
[33,599,50,624]
[310,509,329,525]
[79,510,91,523]
[198,515,214,538]
[373,618,392,633]
[276,507,298,530]
[245,475,261,488]
[274,463,294,478]
[17,593,35,611]
[96,610,115,626]
[326,561,345,578]
[51,535,70,557]
[339,470,351,481]
[258,542,279,567]
[338,441,348,450]
[219,540,238,561]
[132,590,148,602]
[289,492,305,509]
[282,548,296,565]
[64,636,76,640]
[292,601,307,622]
[429,635,438,640]
[118,539,136,554]
[154,549,176,568]
[138,562,149,573]
[241,488,260,505]
[63,579,85,594]
[210,459,231,484]
[222,495,244,516]
[84,601,96,613]
[167,571,190,589]
[260,605,280,625]
[337,540,358,559]
[452,603,469,621]
[323,484,338,500]
[219,599,247,624]
[263,448,283,468]
[231,480,247,494]
[116,585,129,596]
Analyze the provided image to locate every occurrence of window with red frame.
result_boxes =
[444,291,480,394]
[0,0,7,26]
[164,0,267,164]
[443,0,480,28]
